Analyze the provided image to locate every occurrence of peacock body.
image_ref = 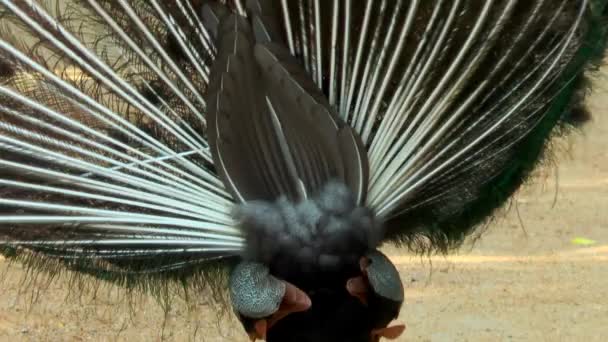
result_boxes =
[0,0,606,341]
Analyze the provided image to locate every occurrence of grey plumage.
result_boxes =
[0,0,606,340]
[236,182,381,274]
[230,261,286,318]
[0,0,601,278]
[365,250,404,303]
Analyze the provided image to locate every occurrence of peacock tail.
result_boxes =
[0,0,606,308]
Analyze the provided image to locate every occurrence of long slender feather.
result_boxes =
[0,0,239,284]
[0,0,606,318]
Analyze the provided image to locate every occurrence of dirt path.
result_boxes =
[1,76,607,342]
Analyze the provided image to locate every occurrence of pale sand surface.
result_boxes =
[1,76,607,342]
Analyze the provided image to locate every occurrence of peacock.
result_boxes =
[0,0,606,341]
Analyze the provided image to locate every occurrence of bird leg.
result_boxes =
[229,261,311,341]
[372,325,407,340]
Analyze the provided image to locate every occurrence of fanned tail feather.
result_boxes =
[0,0,242,286]
[277,0,607,250]
[0,0,606,300]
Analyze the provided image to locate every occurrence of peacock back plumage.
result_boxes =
[0,0,606,341]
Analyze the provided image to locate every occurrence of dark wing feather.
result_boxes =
[206,5,369,203]
[256,41,369,203]
[207,14,276,202]
[1,0,606,292]
[247,0,284,44]
[337,125,370,205]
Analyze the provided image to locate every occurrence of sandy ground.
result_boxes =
[1,82,607,341]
